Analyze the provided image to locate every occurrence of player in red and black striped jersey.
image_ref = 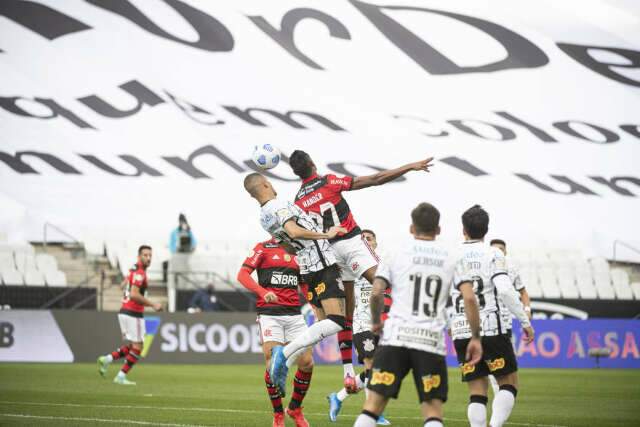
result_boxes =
[97,245,163,385]
[289,150,433,391]
[237,239,314,427]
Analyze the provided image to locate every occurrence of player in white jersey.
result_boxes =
[450,205,534,427]
[488,239,532,395]
[328,230,390,425]
[354,203,483,427]
[244,172,349,398]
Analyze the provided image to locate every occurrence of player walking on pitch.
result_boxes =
[97,245,162,385]
[354,203,483,427]
[450,206,534,427]
[237,238,313,427]
[289,150,434,391]
[244,172,348,397]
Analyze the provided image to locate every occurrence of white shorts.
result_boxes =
[332,233,379,281]
[257,314,307,344]
[118,313,146,342]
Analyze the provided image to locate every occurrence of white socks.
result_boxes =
[424,418,444,427]
[468,395,488,427]
[489,387,517,427]
[283,319,341,362]
[104,355,114,363]
[354,412,377,427]
[344,362,355,377]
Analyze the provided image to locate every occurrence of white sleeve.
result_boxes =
[273,200,296,227]
[453,258,472,289]
[493,273,530,327]
[375,259,392,287]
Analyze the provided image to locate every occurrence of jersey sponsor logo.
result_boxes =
[461,362,476,375]
[363,338,376,352]
[315,282,326,296]
[422,374,441,392]
[270,272,298,287]
[302,193,323,208]
[487,357,506,372]
[329,178,346,186]
[371,371,395,386]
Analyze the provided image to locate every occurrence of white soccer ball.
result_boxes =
[252,144,281,170]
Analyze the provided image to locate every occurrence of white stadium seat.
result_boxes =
[557,267,579,298]
[35,253,59,274]
[538,267,561,298]
[14,252,37,272]
[575,269,597,299]
[589,256,610,273]
[593,271,615,299]
[45,270,68,287]
[631,282,640,300]
[0,253,15,270]
[1,267,23,285]
[24,269,46,286]
[520,267,542,298]
[610,269,633,300]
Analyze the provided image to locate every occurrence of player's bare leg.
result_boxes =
[286,348,313,427]
[420,399,445,427]
[263,341,286,427]
[354,389,389,427]
[339,280,357,392]
[490,372,519,427]
[467,377,489,427]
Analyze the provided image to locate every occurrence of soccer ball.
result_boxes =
[252,144,281,170]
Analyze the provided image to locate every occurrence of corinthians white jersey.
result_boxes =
[450,240,508,340]
[498,256,525,330]
[353,277,373,334]
[376,238,455,355]
[260,198,336,275]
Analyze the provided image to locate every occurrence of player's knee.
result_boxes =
[499,384,518,398]
[327,314,346,330]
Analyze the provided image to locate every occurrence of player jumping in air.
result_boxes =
[289,150,434,391]
[354,203,483,427]
[450,206,534,427]
[97,245,163,385]
[327,229,390,425]
[243,172,348,398]
[237,238,313,427]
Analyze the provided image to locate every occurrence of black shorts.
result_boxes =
[367,345,448,403]
[302,264,345,308]
[353,331,378,363]
[454,335,518,382]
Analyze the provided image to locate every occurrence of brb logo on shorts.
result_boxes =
[422,374,441,392]
[371,370,395,386]
[461,362,475,375]
[315,282,326,296]
[0,322,14,348]
[487,358,506,372]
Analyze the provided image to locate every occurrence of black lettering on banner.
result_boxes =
[494,111,558,143]
[162,145,246,179]
[557,44,640,88]
[78,80,165,119]
[86,0,234,52]
[249,9,351,70]
[589,176,640,197]
[0,97,94,129]
[515,174,599,196]
[164,92,225,126]
[392,114,449,137]
[0,0,91,43]
[0,151,81,175]
[327,163,406,182]
[439,157,489,177]
[222,106,346,131]
[447,119,516,141]
[620,124,640,139]
[552,121,619,144]
[0,322,14,348]
[350,0,548,75]
[78,155,163,177]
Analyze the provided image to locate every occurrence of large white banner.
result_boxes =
[1,1,639,261]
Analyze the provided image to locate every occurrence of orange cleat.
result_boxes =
[344,374,359,394]
[272,411,285,427]
[286,407,310,427]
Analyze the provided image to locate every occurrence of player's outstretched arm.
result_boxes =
[283,220,346,240]
[369,277,388,334]
[459,282,482,365]
[350,157,434,190]
[494,274,534,343]
[130,286,162,311]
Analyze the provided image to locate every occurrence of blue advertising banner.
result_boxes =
[312,319,640,369]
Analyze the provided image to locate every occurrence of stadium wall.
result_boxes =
[0,310,638,368]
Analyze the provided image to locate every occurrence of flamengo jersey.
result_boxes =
[242,240,302,315]
[498,256,525,330]
[260,197,336,274]
[376,239,456,355]
[450,241,509,340]
[294,174,360,242]
[120,262,148,318]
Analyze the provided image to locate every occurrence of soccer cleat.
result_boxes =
[269,346,289,397]
[377,413,391,425]
[97,356,108,378]
[113,374,136,385]
[286,407,310,427]
[327,392,343,422]
[272,411,285,427]
[344,374,358,394]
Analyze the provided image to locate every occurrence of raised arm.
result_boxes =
[283,220,346,240]
[351,157,434,190]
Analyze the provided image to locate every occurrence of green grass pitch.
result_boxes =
[0,364,638,426]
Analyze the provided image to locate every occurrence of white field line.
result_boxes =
[0,400,569,427]
[0,413,209,427]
